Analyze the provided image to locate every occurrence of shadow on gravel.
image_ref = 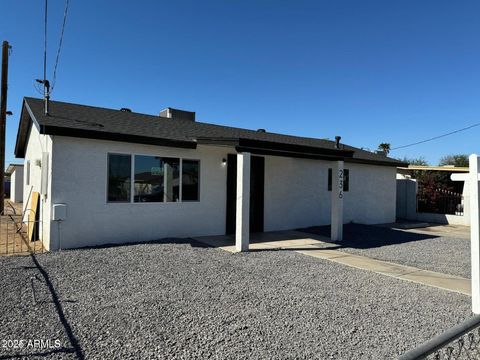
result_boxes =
[73,237,209,252]
[298,223,439,249]
[0,347,75,359]
[29,254,84,360]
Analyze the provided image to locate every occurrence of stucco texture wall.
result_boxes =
[49,136,397,249]
[264,156,397,231]
[23,124,53,250]
[50,139,229,249]
[11,167,23,203]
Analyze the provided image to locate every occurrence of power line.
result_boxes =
[51,0,70,91]
[391,122,480,151]
[43,0,48,83]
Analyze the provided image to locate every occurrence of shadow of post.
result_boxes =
[298,223,440,249]
[28,254,85,360]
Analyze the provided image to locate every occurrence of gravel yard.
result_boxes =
[0,239,472,359]
[301,224,471,279]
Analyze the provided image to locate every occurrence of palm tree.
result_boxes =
[378,143,391,155]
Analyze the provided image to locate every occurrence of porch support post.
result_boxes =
[236,152,251,252]
[470,154,480,313]
[331,160,344,242]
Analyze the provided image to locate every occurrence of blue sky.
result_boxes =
[3,0,480,165]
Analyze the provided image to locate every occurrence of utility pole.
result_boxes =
[0,41,10,214]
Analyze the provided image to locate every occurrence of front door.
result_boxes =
[226,154,265,234]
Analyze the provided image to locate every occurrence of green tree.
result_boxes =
[399,156,429,166]
[439,154,469,167]
[378,143,391,155]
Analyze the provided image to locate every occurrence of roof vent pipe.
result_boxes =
[35,79,50,115]
[335,136,341,149]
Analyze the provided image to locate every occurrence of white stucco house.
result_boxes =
[15,97,404,251]
[6,163,23,203]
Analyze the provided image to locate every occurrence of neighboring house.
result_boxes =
[396,165,469,225]
[15,97,404,251]
[6,164,23,203]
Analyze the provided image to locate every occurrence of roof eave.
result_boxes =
[346,157,407,167]
[14,99,42,158]
[43,125,197,149]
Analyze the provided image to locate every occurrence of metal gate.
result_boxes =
[0,200,44,255]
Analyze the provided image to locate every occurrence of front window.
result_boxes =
[182,160,200,201]
[134,155,180,202]
[107,154,131,202]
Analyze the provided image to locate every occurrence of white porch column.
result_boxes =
[470,154,480,313]
[331,160,344,242]
[236,152,251,252]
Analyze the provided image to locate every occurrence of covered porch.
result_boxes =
[231,151,346,252]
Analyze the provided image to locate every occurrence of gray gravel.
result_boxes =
[0,239,472,359]
[301,224,471,279]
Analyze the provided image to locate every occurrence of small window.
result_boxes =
[134,155,180,202]
[108,154,131,202]
[182,160,200,201]
[26,160,30,186]
[328,168,349,192]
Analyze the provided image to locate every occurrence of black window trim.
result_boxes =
[106,152,132,203]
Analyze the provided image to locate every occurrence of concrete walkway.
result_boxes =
[193,230,471,296]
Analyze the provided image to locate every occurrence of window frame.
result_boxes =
[106,152,133,204]
[106,152,201,204]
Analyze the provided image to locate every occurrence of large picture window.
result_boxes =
[108,154,132,202]
[182,160,200,201]
[134,155,180,202]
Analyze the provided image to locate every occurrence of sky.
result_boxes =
[2,0,480,165]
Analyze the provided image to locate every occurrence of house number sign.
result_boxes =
[338,169,344,199]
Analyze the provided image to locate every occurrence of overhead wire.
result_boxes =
[43,0,48,84]
[391,122,480,151]
[51,0,70,92]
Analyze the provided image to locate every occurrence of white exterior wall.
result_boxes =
[343,163,397,224]
[11,167,24,203]
[49,138,230,249]
[264,156,397,231]
[23,124,53,250]
[46,136,397,250]
[264,156,330,230]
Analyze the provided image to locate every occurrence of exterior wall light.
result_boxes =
[222,158,227,165]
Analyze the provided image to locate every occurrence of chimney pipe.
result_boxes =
[335,136,341,149]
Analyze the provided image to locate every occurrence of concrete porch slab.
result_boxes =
[193,230,471,296]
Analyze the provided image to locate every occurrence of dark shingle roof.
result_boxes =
[15,97,404,166]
